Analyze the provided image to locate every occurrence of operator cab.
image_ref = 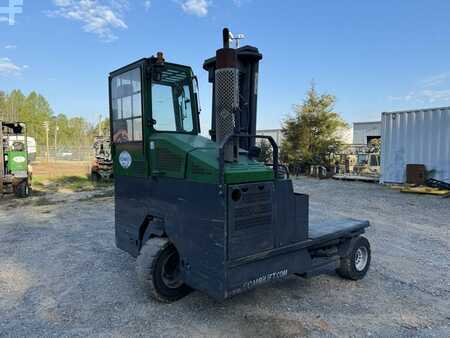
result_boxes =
[110,56,200,141]
[109,55,201,177]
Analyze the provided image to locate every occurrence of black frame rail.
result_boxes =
[218,134,279,186]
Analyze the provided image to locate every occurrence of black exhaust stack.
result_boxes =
[204,28,263,155]
[213,28,240,162]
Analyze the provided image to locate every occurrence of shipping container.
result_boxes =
[380,107,450,184]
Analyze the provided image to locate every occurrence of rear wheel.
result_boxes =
[336,236,371,280]
[136,237,191,302]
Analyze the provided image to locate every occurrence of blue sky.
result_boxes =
[1,0,450,132]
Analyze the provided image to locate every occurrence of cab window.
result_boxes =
[152,68,194,133]
[111,68,142,143]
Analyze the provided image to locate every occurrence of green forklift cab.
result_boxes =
[109,56,272,185]
[1,122,31,197]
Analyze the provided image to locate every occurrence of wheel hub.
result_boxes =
[161,251,183,289]
[354,247,368,271]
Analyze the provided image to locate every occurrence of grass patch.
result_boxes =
[32,175,112,192]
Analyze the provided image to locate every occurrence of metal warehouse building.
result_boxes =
[353,121,381,145]
[257,127,354,146]
[256,129,284,146]
[380,107,450,184]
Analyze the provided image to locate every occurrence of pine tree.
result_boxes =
[257,139,273,163]
[281,84,347,168]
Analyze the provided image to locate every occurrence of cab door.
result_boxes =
[110,65,146,177]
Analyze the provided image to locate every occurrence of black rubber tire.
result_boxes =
[136,237,191,302]
[15,181,31,198]
[91,172,101,182]
[336,236,371,280]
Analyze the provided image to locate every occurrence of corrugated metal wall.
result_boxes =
[380,107,450,184]
[353,122,381,144]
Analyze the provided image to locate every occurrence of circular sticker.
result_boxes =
[118,151,132,169]
[13,156,26,163]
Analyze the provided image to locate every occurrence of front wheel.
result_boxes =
[15,180,31,198]
[136,237,192,302]
[336,236,371,280]
[91,172,101,182]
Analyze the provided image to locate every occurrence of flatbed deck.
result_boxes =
[309,218,369,241]
[229,218,369,268]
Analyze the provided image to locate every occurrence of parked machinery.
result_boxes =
[109,29,371,302]
[91,136,113,181]
[1,122,32,197]
[336,144,380,177]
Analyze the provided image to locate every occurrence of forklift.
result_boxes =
[91,136,113,182]
[1,121,32,198]
[109,29,371,302]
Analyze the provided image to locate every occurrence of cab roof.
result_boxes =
[109,57,194,78]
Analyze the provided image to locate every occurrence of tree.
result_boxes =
[0,89,98,153]
[257,139,273,163]
[281,84,347,168]
[21,91,53,145]
[93,117,110,137]
[0,91,6,117]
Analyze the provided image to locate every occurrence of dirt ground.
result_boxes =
[32,161,91,179]
[0,178,449,337]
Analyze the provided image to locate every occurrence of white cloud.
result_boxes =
[232,0,251,7]
[388,91,415,102]
[144,0,151,11]
[47,0,128,42]
[4,45,17,49]
[420,72,450,88]
[388,71,450,103]
[388,89,450,103]
[181,0,210,17]
[0,58,27,77]
[421,89,450,102]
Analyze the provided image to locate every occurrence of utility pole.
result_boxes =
[79,128,83,161]
[98,113,102,136]
[54,124,59,161]
[10,99,14,122]
[43,121,49,163]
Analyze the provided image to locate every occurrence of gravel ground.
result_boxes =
[0,178,449,337]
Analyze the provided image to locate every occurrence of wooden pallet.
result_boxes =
[400,186,450,196]
[332,174,379,183]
